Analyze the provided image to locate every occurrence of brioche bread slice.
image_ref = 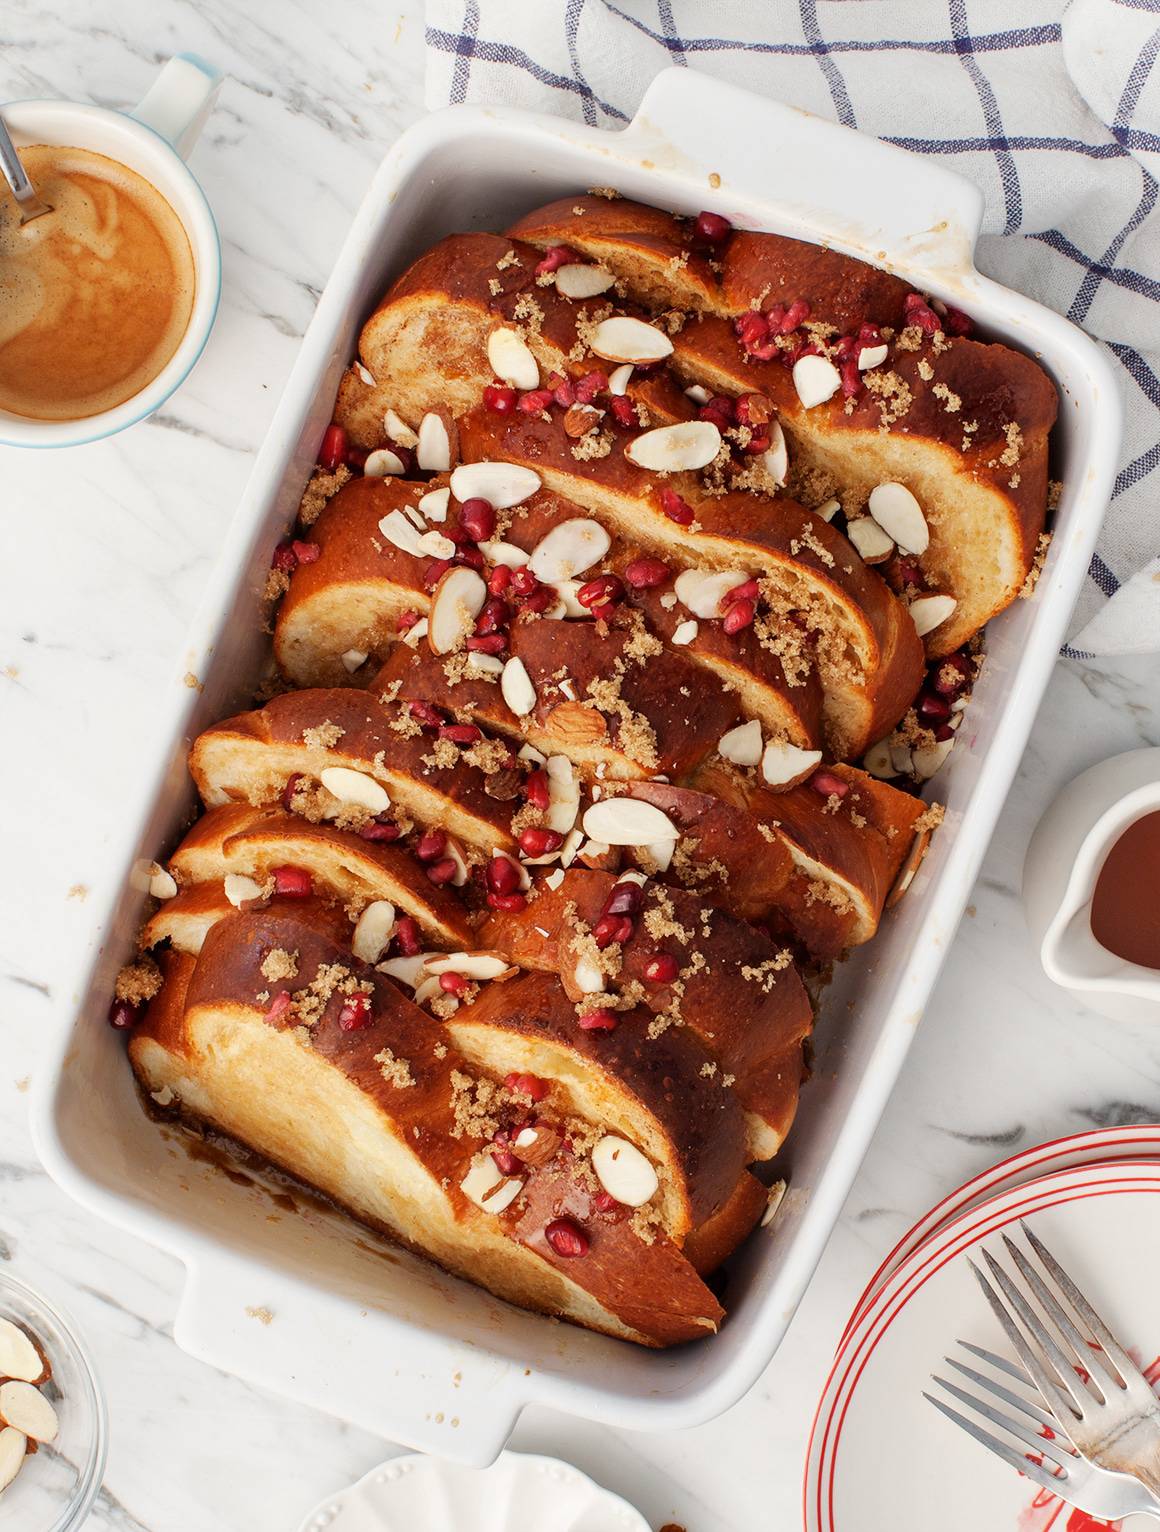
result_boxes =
[131,923,724,1346]
[479,869,812,1158]
[141,886,353,956]
[189,689,519,855]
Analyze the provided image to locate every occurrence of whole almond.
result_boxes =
[563,404,603,438]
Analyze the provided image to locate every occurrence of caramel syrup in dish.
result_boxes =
[0,144,195,420]
[1090,809,1160,970]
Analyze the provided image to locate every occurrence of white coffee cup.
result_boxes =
[0,54,223,448]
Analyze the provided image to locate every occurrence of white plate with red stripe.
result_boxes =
[844,1125,1160,1342]
[805,1158,1160,1532]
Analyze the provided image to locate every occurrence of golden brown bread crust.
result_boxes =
[681,1170,769,1277]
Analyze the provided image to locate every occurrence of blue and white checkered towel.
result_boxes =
[425,0,1160,657]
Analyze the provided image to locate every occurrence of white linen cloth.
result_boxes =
[424,0,1160,656]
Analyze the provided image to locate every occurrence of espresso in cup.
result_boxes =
[0,144,196,421]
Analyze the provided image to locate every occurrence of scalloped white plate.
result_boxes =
[296,1452,652,1532]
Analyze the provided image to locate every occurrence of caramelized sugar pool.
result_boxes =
[1090,809,1160,970]
[0,144,195,420]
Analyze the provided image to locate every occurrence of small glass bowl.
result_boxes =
[0,1270,107,1531]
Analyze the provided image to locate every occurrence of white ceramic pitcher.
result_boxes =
[1023,747,1160,1022]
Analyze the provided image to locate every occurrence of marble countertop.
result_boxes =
[3,5,1159,1529]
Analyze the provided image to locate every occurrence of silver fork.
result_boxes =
[927,1341,1160,1522]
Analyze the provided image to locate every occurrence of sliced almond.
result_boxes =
[624,420,721,472]
[428,566,487,655]
[684,384,712,405]
[402,617,429,648]
[761,741,823,789]
[792,354,841,409]
[417,486,451,523]
[444,836,470,888]
[546,755,580,834]
[460,1156,504,1208]
[608,363,633,396]
[858,343,889,371]
[761,419,788,487]
[501,656,537,716]
[426,950,516,982]
[544,867,566,891]
[149,864,178,900]
[0,1320,44,1385]
[320,766,390,814]
[404,504,426,529]
[868,482,928,555]
[384,408,419,448]
[0,1427,25,1493]
[573,953,606,994]
[467,651,503,677]
[718,719,763,767]
[847,516,895,565]
[863,738,898,779]
[365,447,406,477]
[378,509,425,558]
[479,539,528,569]
[0,1380,57,1443]
[671,619,698,645]
[417,529,456,559]
[592,1134,658,1208]
[527,518,610,583]
[890,739,915,776]
[378,953,440,989]
[555,263,616,299]
[224,873,264,908]
[487,327,540,390]
[909,593,957,638]
[416,413,453,471]
[451,462,541,510]
[355,361,376,387]
[582,798,679,846]
[886,828,932,908]
[480,1177,523,1213]
[815,497,841,523]
[587,316,673,365]
[351,901,397,964]
[760,1177,788,1227]
[645,838,675,873]
[550,579,589,618]
[413,974,445,1009]
[673,568,743,619]
[912,735,954,781]
[341,648,369,674]
[519,742,547,766]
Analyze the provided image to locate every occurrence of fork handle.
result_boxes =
[1129,1455,1160,1509]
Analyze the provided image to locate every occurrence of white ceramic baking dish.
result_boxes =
[32,69,1121,1466]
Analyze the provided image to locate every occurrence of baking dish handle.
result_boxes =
[621,67,983,274]
[174,1256,525,1465]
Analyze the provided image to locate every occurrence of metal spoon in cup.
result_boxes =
[0,111,53,223]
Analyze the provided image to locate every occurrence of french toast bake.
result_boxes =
[112,195,1057,1347]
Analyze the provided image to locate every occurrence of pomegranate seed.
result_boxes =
[734,310,771,350]
[575,370,608,404]
[743,430,771,455]
[694,210,732,244]
[934,722,955,742]
[518,388,555,414]
[943,305,972,336]
[491,1147,520,1175]
[394,917,421,956]
[593,1191,620,1213]
[523,769,550,811]
[577,1008,619,1031]
[856,322,884,351]
[415,829,447,862]
[810,770,849,799]
[486,891,527,912]
[426,857,458,886]
[439,971,469,996]
[475,596,508,635]
[593,913,633,949]
[577,573,624,610]
[608,395,636,428]
[904,292,941,335]
[271,540,298,572]
[699,394,735,429]
[456,545,485,572]
[839,357,863,398]
[338,995,373,1031]
[545,1217,589,1258]
[397,608,422,633]
[265,991,293,1024]
[534,245,581,276]
[440,723,483,745]
[624,557,670,589]
[725,577,760,605]
[644,953,680,984]
[280,773,305,811]
[483,383,517,413]
[604,880,644,916]
[345,445,369,472]
[358,818,402,842]
[107,998,140,1030]
[423,558,453,590]
[505,1072,550,1102]
[520,586,554,614]
[896,555,924,589]
[291,540,320,565]
[917,692,952,724]
[318,423,347,470]
[734,392,772,427]
[488,564,513,596]
[272,865,312,898]
[510,567,539,597]
[722,599,755,635]
[466,633,507,655]
[458,498,497,542]
[409,700,444,728]
[519,826,564,857]
[486,854,521,896]
[933,652,973,697]
[778,299,811,334]
[549,373,576,408]
[660,489,694,526]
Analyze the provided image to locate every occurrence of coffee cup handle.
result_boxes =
[130,53,223,161]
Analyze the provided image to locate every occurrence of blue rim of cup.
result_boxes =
[0,98,222,450]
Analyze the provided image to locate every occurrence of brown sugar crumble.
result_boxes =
[115,956,162,1006]
[374,1048,416,1089]
[260,947,299,983]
